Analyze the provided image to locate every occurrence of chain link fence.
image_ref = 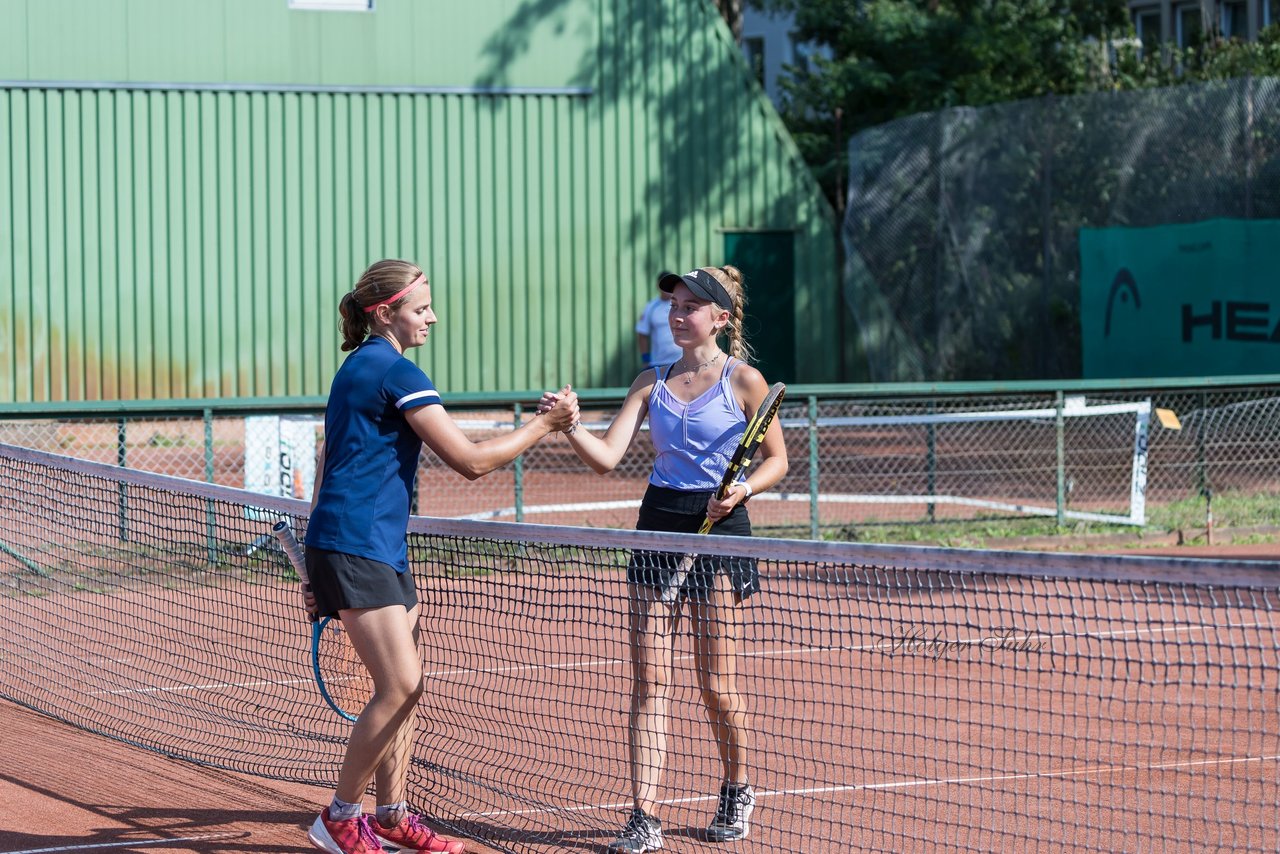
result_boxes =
[1,382,1277,538]
[844,76,1280,382]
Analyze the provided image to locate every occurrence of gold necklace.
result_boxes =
[678,352,723,385]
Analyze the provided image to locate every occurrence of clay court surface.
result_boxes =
[2,538,1277,854]
[0,701,365,854]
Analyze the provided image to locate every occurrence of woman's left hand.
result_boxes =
[536,390,561,415]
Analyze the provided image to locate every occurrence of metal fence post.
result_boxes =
[1055,391,1066,527]
[117,417,129,542]
[514,403,524,524]
[809,395,820,540]
[204,409,215,484]
[926,401,937,523]
[1196,391,1209,496]
[204,408,217,564]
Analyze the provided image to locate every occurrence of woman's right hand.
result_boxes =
[540,385,579,433]
[301,583,318,620]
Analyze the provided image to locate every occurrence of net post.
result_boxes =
[513,402,524,524]
[1055,391,1066,527]
[204,408,217,565]
[926,400,937,523]
[808,395,819,540]
[116,416,129,542]
[1128,402,1151,526]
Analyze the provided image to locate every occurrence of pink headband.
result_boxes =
[362,274,425,313]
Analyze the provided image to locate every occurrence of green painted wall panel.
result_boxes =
[0,1,27,80]
[0,91,13,401]
[129,0,228,84]
[112,91,133,400]
[2,0,841,402]
[21,0,122,81]
[3,0,598,91]
[28,91,47,401]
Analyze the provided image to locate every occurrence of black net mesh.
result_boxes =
[1,443,1277,852]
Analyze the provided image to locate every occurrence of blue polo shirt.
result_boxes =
[305,337,441,572]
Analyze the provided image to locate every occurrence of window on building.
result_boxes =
[288,0,373,10]
[1133,7,1162,55]
[790,33,815,73]
[1175,2,1205,47]
[1266,0,1280,29]
[1220,0,1247,37]
[743,36,766,85]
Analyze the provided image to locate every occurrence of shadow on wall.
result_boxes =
[471,0,816,385]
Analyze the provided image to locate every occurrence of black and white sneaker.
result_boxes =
[607,807,664,852]
[706,783,755,842]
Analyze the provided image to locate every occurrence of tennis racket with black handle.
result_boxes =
[660,382,787,602]
[271,518,371,722]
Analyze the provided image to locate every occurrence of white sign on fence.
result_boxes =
[244,416,319,519]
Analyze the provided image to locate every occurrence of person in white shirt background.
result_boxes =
[635,271,684,369]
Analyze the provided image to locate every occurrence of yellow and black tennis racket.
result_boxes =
[272,518,372,722]
[661,382,787,602]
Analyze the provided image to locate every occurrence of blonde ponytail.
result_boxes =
[706,265,755,365]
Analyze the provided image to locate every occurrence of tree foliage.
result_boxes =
[751,0,1280,206]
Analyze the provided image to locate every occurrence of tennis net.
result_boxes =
[0,442,1276,852]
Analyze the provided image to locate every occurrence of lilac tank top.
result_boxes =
[647,357,746,491]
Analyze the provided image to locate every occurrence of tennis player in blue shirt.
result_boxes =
[303,259,578,854]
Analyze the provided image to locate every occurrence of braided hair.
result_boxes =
[703,265,754,365]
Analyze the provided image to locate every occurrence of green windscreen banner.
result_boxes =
[1080,219,1280,378]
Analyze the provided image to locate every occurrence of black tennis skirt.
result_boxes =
[628,484,760,601]
[305,546,417,618]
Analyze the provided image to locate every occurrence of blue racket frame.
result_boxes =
[272,518,361,722]
[312,615,360,722]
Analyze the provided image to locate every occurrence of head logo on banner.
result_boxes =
[1081,219,1280,378]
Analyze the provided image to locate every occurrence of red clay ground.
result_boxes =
[0,700,500,854]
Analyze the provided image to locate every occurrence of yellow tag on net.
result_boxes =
[1155,408,1182,430]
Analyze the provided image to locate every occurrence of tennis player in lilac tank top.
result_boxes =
[540,265,788,851]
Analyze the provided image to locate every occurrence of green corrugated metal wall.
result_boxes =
[0,0,841,402]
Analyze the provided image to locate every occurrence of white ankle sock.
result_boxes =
[376,801,408,828]
[329,795,362,822]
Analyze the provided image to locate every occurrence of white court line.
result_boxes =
[82,619,1277,697]
[462,493,1140,526]
[7,832,242,854]
[458,754,1280,820]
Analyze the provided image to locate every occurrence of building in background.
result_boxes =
[744,3,1280,111]
[740,5,823,110]
[740,6,792,108]
[0,0,844,403]
[1130,0,1280,49]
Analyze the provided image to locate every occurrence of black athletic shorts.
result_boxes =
[305,546,417,618]
[628,484,760,601]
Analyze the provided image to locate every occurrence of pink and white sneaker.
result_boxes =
[371,813,466,854]
[308,809,385,854]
